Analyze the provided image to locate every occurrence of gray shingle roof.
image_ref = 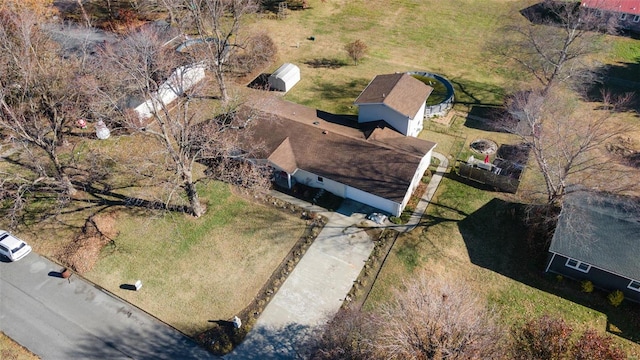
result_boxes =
[549,192,640,280]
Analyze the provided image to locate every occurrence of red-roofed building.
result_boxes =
[581,0,640,32]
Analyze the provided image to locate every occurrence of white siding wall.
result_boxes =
[408,102,427,137]
[346,186,401,216]
[292,169,347,197]
[357,104,410,136]
[288,150,434,217]
[400,149,433,210]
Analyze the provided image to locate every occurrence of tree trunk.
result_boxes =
[215,66,228,103]
[185,180,204,217]
[49,149,77,196]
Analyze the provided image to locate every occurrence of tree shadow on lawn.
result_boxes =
[310,78,371,102]
[461,105,511,133]
[583,61,640,115]
[459,197,640,343]
[303,58,348,69]
[448,78,505,108]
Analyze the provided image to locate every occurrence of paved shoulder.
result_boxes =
[0,253,215,360]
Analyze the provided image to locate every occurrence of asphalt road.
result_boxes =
[0,252,214,360]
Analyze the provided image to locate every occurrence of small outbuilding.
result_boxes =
[268,63,300,93]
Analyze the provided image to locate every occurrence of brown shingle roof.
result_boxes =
[268,137,297,173]
[354,73,433,118]
[239,101,436,203]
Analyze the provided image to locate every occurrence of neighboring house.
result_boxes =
[354,73,433,137]
[268,63,301,93]
[242,99,437,216]
[545,191,640,302]
[581,0,640,33]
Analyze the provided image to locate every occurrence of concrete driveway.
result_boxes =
[0,252,214,360]
[225,199,375,359]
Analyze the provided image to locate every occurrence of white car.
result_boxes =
[0,230,32,262]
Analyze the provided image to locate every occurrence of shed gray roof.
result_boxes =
[549,192,640,280]
[354,73,433,118]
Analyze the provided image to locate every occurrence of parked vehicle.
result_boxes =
[0,231,32,262]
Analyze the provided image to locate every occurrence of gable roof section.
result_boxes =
[354,73,433,118]
[581,0,640,15]
[239,101,436,204]
[549,191,640,280]
[268,137,297,173]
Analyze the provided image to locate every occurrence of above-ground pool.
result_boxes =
[407,71,455,118]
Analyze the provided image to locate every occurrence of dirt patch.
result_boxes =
[470,138,498,155]
[57,212,119,274]
[431,111,455,126]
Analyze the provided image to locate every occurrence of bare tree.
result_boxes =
[303,273,505,359]
[498,0,617,94]
[227,31,277,77]
[372,274,506,359]
[0,0,56,18]
[99,27,269,217]
[305,308,378,360]
[503,87,636,206]
[98,27,210,216]
[345,39,368,66]
[0,9,87,198]
[170,0,260,103]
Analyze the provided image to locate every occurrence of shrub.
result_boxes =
[512,315,573,360]
[581,280,594,293]
[344,39,368,65]
[608,290,624,307]
[571,330,626,360]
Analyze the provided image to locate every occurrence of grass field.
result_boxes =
[84,182,306,335]
[245,0,538,114]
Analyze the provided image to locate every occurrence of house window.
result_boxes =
[628,281,640,292]
[634,15,640,22]
[565,258,591,273]
[620,13,627,21]
[317,176,323,183]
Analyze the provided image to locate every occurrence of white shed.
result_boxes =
[268,63,300,93]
